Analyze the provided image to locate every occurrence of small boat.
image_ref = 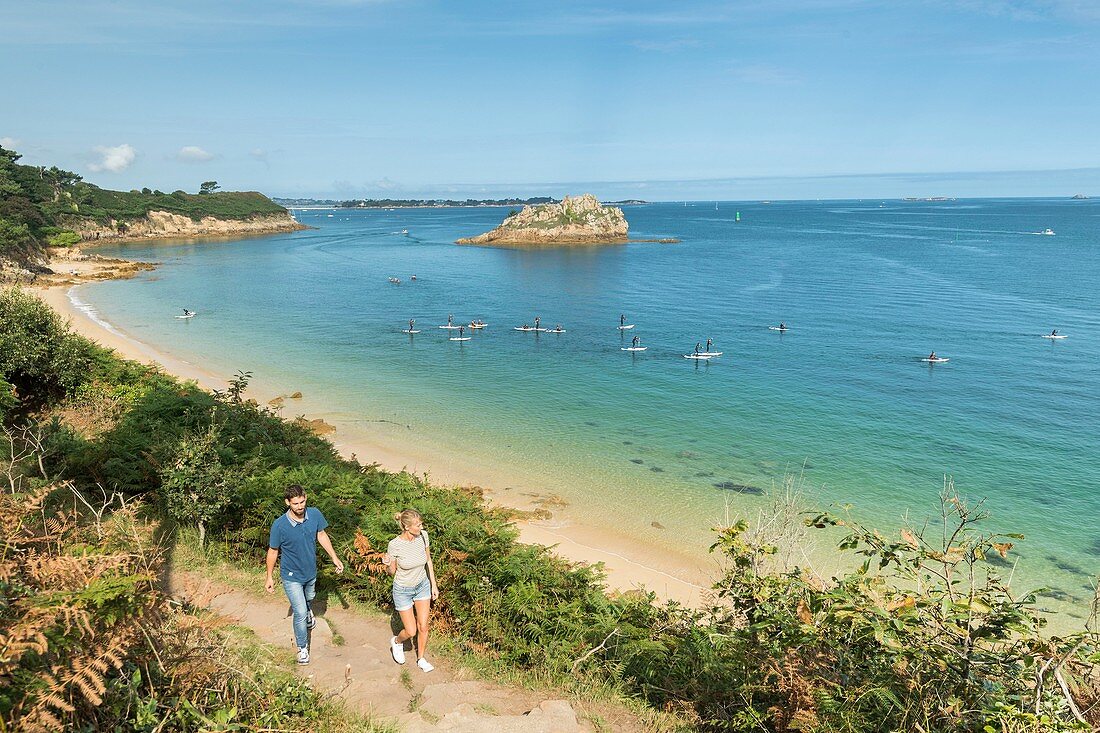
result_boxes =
[468,322,488,329]
[401,229,409,235]
[388,277,401,284]
[1041,228,1055,236]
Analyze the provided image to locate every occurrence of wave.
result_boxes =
[67,286,128,339]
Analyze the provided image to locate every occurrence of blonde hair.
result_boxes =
[394,508,422,530]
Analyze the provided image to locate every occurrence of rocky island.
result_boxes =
[456,193,629,246]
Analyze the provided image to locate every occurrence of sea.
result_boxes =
[78,198,1100,620]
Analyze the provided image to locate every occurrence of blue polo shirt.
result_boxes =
[269,507,328,583]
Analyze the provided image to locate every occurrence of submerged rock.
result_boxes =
[712,481,764,495]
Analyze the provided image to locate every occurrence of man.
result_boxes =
[266,484,344,665]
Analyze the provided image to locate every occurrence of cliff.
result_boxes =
[456,194,628,246]
[64,210,306,243]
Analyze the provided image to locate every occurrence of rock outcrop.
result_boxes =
[456,194,628,246]
[64,211,306,243]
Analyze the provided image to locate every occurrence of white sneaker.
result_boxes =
[390,636,406,664]
[297,646,310,665]
[416,657,434,673]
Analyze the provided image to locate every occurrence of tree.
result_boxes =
[160,423,229,547]
[199,180,220,195]
[39,165,82,202]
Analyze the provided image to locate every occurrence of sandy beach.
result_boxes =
[31,263,715,607]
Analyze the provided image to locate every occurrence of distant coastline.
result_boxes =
[274,196,648,209]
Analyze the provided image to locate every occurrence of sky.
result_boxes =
[3,0,1099,200]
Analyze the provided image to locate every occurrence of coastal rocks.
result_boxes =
[456,194,628,246]
[295,417,336,436]
[26,247,156,287]
[64,211,305,243]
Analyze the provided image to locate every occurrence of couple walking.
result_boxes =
[265,485,439,671]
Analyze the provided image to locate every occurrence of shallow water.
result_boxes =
[84,198,1100,616]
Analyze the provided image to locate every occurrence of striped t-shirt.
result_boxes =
[388,530,430,588]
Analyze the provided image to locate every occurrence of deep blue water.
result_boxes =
[84,198,1100,615]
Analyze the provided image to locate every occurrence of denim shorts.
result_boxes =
[392,576,431,611]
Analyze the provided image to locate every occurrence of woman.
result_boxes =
[383,509,438,672]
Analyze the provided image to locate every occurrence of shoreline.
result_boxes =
[75,222,309,247]
[24,254,1095,629]
[31,271,714,607]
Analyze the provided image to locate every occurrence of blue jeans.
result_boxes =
[282,577,316,649]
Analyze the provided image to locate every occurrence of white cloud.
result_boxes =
[0,137,19,149]
[249,148,268,161]
[372,177,399,190]
[176,145,215,162]
[89,143,136,173]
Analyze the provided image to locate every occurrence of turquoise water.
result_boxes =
[84,199,1099,615]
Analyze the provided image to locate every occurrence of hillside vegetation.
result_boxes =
[0,145,286,267]
[2,286,1098,732]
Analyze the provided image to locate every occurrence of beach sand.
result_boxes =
[32,270,715,607]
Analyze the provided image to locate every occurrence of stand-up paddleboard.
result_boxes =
[439,324,463,329]
[514,326,544,332]
[697,351,723,357]
[1041,334,1067,339]
[402,329,421,334]
[684,354,713,359]
[618,324,635,330]
[449,336,472,341]
[175,313,197,319]
[768,326,789,332]
[622,346,647,351]
[920,357,950,363]
[546,329,566,333]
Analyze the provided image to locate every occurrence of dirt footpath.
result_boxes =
[170,571,646,732]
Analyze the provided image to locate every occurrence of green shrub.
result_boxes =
[46,230,81,247]
[0,287,99,407]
